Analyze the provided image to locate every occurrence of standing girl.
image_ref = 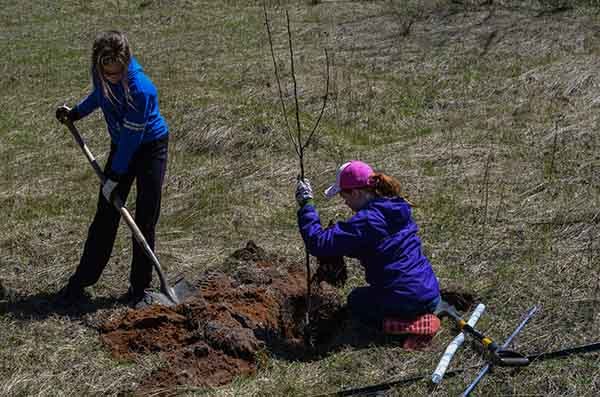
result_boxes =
[295,160,440,329]
[56,30,169,306]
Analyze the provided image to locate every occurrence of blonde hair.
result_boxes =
[91,31,133,107]
[367,172,415,206]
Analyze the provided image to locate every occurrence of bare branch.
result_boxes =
[263,2,300,158]
[286,10,305,178]
[302,48,330,154]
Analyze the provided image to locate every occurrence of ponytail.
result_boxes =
[368,173,415,206]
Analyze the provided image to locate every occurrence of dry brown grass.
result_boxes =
[1,0,599,395]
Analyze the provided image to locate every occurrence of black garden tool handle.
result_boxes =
[494,349,530,367]
[458,320,499,352]
[493,341,600,367]
[528,342,600,362]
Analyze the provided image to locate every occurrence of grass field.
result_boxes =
[1,0,599,396]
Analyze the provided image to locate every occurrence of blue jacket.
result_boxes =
[298,197,440,304]
[73,57,168,175]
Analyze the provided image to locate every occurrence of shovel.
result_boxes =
[435,300,530,367]
[61,118,195,306]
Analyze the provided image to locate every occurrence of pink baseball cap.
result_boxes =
[324,160,374,199]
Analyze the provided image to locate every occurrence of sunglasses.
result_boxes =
[100,55,119,66]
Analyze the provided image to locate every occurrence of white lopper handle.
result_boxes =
[432,303,486,384]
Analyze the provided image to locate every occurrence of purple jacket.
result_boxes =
[298,197,439,304]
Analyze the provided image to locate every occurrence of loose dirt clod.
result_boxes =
[98,241,344,395]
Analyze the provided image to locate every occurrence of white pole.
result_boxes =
[432,303,486,384]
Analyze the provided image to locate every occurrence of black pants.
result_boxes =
[347,287,440,329]
[69,137,168,294]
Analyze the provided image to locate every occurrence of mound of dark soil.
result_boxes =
[440,288,477,312]
[98,241,344,395]
[97,241,477,395]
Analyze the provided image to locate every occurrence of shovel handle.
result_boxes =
[64,120,106,183]
[63,120,178,304]
[117,206,177,303]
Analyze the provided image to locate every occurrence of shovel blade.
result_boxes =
[135,277,197,309]
[171,277,197,302]
[136,291,177,308]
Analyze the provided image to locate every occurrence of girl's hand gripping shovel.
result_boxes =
[59,115,195,307]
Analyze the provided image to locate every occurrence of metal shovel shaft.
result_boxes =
[116,203,178,304]
[63,120,179,305]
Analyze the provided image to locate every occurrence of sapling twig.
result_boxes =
[263,2,330,347]
[263,4,296,157]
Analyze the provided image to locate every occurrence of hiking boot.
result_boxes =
[125,286,150,308]
[54,283,89,307]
